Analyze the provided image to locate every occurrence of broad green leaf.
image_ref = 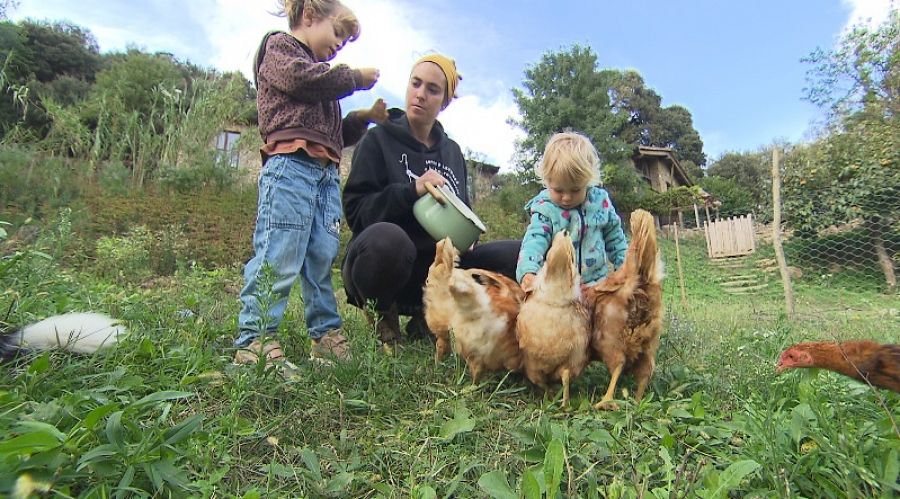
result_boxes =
[411,484,437,499]
[371,483,393,495]
[439,407,476,441]
[80,404,119,431]
[325,472,355,494]
[544,439,565,499]
[299,447,322,481]
[241,490,262,499]
[0,430,63,456]
[131,390,193,410]
[144,462,164,492]
[521,468,542,499]
[14,421,65,442]
[477,470,517,499]
[115,466,136,499]
[77,444,119,470]
[707,460,759,497]
[261,462,295,479]
[27,353,50,374]
[105,411,126,449]
[790,404,815,443]
[163,414,203,445]
[155,458,191,490]
[880,449,900,498]
[669,408,694,419]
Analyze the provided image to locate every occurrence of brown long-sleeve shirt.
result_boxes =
[254,31,369,160]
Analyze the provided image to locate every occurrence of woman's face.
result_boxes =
[405,62,447,127]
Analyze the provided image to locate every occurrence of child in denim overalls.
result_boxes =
[234,0,387,366]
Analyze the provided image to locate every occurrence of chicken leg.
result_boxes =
[469,361,484,385]
[434,335,450,365]
[594,363,623,411]
[560,368,572,408]
[633,355,656,402]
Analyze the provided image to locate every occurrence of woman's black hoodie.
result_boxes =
[342,108,469,252]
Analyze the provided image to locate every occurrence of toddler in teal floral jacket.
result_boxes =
[516,131,628,290]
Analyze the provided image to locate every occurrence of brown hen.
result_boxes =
[516,231,591,407]
[587,209,664,410]
[776,341,900,393]
[423,238,457,364]
[448,268,525,383]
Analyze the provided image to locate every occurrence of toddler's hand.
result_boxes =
[366,98,388,124]
[521,273,536,292]
[357,67,380,90]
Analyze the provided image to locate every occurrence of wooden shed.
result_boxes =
[631,145,693,192]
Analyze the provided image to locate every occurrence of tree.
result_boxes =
[0,1,19,20]
[699,175,755,218]
[18,20,100,83]
[0,20,101,136]
[707,150,770,210]
[786,10,900,292]
[511,45,627,177]
[604,69,660,145]
[803,9,899,120]
[652,104,707,168]
[601,162,651,215]
[604,69,707,168]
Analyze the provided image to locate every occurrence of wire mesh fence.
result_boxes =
[655,148,898,339]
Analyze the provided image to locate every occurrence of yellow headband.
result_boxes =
[414,54,462,105]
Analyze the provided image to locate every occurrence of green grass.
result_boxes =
[2,201,899,497]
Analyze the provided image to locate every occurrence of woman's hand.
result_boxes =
[415,170,447,197]
[365,98,388,124]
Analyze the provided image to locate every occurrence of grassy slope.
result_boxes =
[1,204,899,497]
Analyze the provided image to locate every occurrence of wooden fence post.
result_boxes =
[771,148,795,319]
[674,222,688,310]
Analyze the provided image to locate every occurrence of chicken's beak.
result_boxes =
[775,363,787,374]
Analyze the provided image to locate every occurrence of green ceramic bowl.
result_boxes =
[413,182,487,252]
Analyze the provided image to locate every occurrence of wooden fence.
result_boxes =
[704,214,756,258]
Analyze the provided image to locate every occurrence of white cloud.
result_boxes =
[440,94,524,171]
[203,0,521,169]
[203,0,434,96]
[841,0,894,30]
[12,0,522,169]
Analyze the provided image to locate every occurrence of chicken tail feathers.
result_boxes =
[625,210,662,285]
[1,313,125,361]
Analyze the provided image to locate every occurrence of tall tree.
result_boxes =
[605,69,707,169]
[511,44,626,177]
[604,69,661,145]
[786,10,899,292]
[0,1,19,20]
[18,20,100,83]
[652,104,707,168]
[0,20,101,136]
[707,151,769,192]
[803,9,899,120]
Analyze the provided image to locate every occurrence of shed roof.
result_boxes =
[633,145,694,186]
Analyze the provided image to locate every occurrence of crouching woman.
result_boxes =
[341,53,519,344]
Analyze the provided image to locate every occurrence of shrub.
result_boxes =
[95,225,153,284]
[0,146,87,219]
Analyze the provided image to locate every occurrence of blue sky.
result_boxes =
[10,0,895,170]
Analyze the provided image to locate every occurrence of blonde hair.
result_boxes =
[278,0,360,41]
[538,131,601,188]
